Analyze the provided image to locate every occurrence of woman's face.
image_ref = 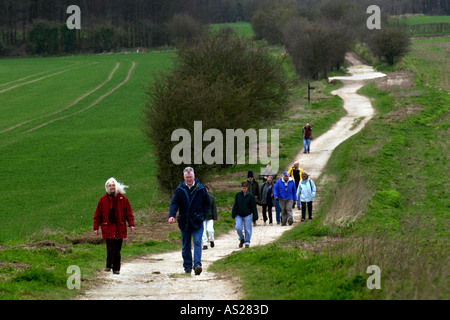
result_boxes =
[302,174,308,180]
[107,182,116,194]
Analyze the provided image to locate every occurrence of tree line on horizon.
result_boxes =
[0,0,448,56]
[0,0,261,55]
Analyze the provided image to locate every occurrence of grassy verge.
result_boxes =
[210,36,449,300]
[0,240,179,300]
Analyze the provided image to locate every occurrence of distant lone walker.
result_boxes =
[302,123,313,153]
[94,178,135,275]
[169,167,211,275]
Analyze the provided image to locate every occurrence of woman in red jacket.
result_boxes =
[94,178,135,274]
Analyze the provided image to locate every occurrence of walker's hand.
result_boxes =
[94,230,99,236]
[168,217,175,224]
[130,226,135,232]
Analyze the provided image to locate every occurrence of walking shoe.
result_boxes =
[194,266,202,276]
[210,241,215,248]
[113,270,120,275]
[203,245,208,250]
[239,239,244,248]
[245,244,250,248]
[104,267,111,272]
[288,218,293,225]
[185,269,192,274]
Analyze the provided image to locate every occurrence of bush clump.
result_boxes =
[143,29,291,193]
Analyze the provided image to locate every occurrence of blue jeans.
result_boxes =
[275,199,281,224]
[303,138,311,153]
[180,225,203,271]
[235,214,253,245]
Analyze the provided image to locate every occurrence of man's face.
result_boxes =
[242,187,248,193]
[184,172,195,186]
[283,175,289,182]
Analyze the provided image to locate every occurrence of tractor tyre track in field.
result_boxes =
[0,63,86,88]
[0,63,121,134]
[80,53,386,300]
[26,62,135,133]
[0,70,54,88]
[0,66,78,94]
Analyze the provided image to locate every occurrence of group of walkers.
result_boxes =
[92,123,316,276]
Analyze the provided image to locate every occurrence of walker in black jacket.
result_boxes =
[232,186,258,248]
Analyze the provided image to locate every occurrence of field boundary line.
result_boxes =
[0,62,120,134]
[26,62,136,133]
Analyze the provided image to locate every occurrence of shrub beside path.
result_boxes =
[80,52,385,300]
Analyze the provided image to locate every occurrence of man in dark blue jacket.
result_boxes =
[169,167,210,275]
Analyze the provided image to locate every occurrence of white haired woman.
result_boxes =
[93,178,135,274]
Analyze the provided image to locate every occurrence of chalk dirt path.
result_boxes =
[80,53,385,300]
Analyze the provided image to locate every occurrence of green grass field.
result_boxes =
[0,23,254,246]
[0,52,175,244]
[390,14,450,25]
[403,15,450,25]
[211,22,254,38]
[391,15,450,36]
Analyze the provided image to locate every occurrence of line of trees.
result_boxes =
[1,0,448,56]
[357,0,449,16]
[252,0,414,78]
[0,0,262,56]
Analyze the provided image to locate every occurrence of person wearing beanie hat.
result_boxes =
[273,171,297,225]
[288,162,302,190]
[247,170,260,226]
[232,181,258,248]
